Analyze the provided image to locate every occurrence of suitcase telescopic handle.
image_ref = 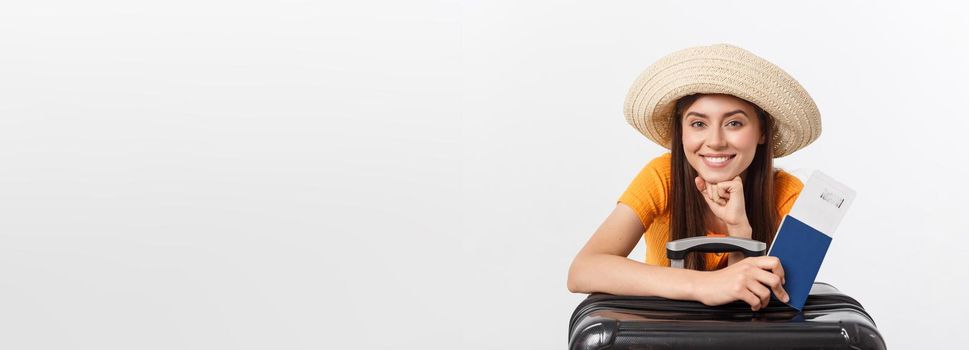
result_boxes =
[665,237,767,269]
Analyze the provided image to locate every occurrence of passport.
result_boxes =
[768,170,856,310]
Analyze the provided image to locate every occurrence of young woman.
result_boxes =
[567,44,822,311]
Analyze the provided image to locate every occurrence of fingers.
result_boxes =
[749,256,786,284]
[753,268,789,303]
[738,289,762,311]
[747,280,771,310]
[696,176,744,207]
[722,176,743,194]
[707,183,726,206]
[713,184,729,203]
[695,177,724,206]
[714,177,743,206]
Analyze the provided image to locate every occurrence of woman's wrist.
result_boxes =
[726,221,752,239]
[682,268,706,301]
[726,221,752,265]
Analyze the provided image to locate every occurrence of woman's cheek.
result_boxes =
[729,130,760,149]
[682,134,706,152]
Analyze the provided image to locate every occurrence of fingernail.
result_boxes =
[783,295,790,302]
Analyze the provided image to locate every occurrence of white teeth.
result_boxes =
[704,156,732,163]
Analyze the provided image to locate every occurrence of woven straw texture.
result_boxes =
[623,44,821,158]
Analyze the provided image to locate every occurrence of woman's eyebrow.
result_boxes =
[685,110,749,118]
[722,110,749,118]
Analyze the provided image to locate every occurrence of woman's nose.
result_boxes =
[706,128,727,149]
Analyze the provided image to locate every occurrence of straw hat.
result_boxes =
[623,43,821,158]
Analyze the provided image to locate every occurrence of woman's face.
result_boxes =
[681,94,765,184]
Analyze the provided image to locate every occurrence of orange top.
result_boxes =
[617,153,804,270]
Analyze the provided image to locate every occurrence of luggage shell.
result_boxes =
[568,282,885,350]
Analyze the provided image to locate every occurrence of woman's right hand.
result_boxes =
[692,256,790,311]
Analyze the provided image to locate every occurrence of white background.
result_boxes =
[1,0,966,349]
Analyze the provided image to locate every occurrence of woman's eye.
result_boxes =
[726,120,743,127]
[690,121,705,128]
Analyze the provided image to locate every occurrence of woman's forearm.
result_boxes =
[726,221,753,266]
[568,253,703,301]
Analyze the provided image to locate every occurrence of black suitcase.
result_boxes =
[568,237,885,350]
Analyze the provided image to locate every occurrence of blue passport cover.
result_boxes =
[768,215,832,310]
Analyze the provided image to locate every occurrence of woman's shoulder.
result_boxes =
[645,152,672,171]
[618,152,672,214]
[638,152,673,185]
[773,168,805,194]
[624,152,672,180]
[773,168,805,215]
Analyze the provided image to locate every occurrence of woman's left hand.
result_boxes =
[694,175,751,237]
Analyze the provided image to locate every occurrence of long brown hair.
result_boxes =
[669,94,778,270]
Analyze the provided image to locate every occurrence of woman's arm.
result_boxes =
[568,203,791,310]
[694,175,752,266]
[567,203,702,300]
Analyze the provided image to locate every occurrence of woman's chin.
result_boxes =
[697,171,736,184]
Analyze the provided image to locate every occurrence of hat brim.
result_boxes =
[624,44,821,158]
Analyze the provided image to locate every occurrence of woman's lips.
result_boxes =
[701,154,735,169]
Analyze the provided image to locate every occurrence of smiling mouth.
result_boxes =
[701,154,736,167]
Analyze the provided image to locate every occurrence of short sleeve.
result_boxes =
[617,153,672,230]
